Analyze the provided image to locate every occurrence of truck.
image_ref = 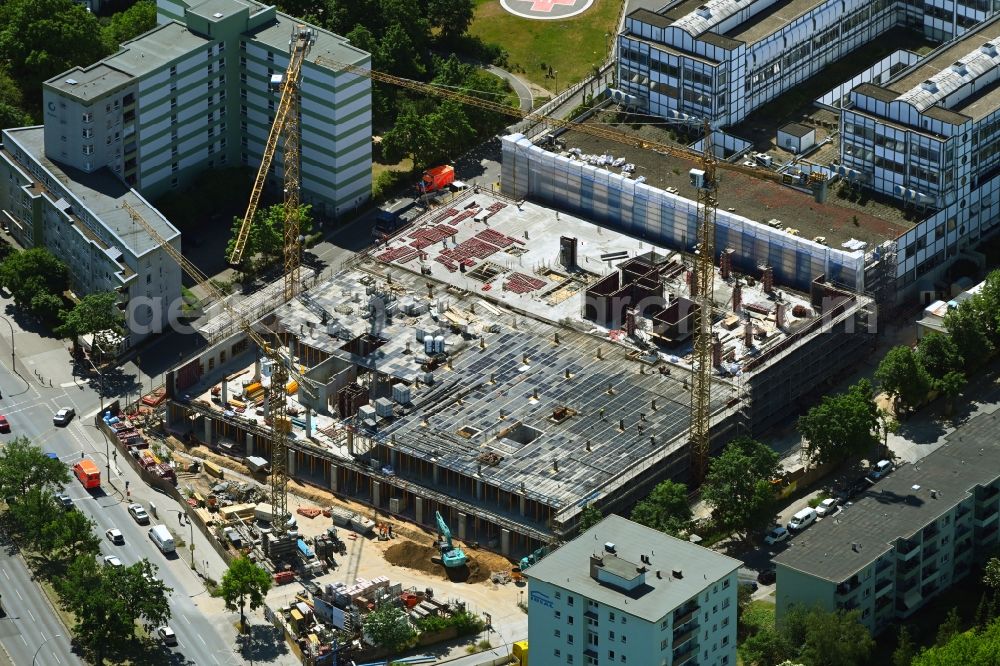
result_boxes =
[375,199,421,239]
[73,459,101,489]
[417,165,455,194]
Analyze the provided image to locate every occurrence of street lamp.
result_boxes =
[179,511,195,565]
[32,634,62,665]
[0,315,15,372]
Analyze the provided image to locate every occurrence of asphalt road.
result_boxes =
[0,301,287,665]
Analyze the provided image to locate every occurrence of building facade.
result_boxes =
[525,516,740,666]
[617,0,998,127]
[773,409,1000,634]
[0,126,182,348]
[43,0,371,217]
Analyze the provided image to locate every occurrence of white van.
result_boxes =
[148,525,176,554]
[788,507,817,532]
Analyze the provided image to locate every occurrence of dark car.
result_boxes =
[837,477,871,500]
[758,569,777,585]
[55,493,74,510]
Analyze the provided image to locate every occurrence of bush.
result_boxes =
[373,169,411,202]
[415,610,485,637]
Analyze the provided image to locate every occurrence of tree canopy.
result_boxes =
[363,602,416,654]
[629,479,692,537]
[916,332,964,383]
[798,379,880,465]
[702,437,779,542]
[56,292,125,341]
[58,555,171,664]
[101,0,157,50]
[911,616,1000,666]
[944,297,995,371]
[577,504,603,532]
[0,0,111,104]
[220,556,273,632]
[876,345,932,411]
[740,605,873,666]
[226,203,314,276]
[0,248,69,321]
[0,436,71,501]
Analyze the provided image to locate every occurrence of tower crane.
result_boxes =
[122,201,300,535]
[313,57,820,482]
[229,24,315,302]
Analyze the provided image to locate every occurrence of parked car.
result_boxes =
[55,493,74,510]
[0,415,9,433]
[102,555,123,568]
[764,526,790,545]
[837,477,871,500]
[157,626,177,646]
[816,497,840,517]
[868,459,894,481]
[53,408,75,426]
[758,568,777,585]
[788,507,818,532]
[105,528,124,545]
[128,503,150,525]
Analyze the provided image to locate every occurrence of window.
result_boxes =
[722,579,730,589]
[609,631,615,640]
[171,162,179,173]
[82,112,93,123]
[170,177,178,188]
[568,616,574,625]
[567,634,574,644]
[660,639,668,650]
[609,612,615,621]
[555,611,562,619]
[722,635,729,646]
[568,596,575,606]
[554,650,561,657]
[554,629,561,637]
[588,600,599,609]
[169,65,177,77]
[146,274,151,283]
[608,651,615,660]
[555,592,562,599]
[82,144,94,155]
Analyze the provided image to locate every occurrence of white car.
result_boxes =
[53,408,75,426]
[816,498,840,517]
[128,503,150,525]
[102,555,123,568]
[157,626,177,646]
[764,526,790,545]
[105,528,124,545]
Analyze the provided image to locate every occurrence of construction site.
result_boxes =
[161,189,875,559]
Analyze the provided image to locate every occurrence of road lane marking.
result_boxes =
[2,568,8,580]
[19,635,26,646]
[53,652,62,664]
[59,382,79,388]
[183,614,191,625]
[14,588,22,600]
[27,608,34,622]
[198,634,207,646]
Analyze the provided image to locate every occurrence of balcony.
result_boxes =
[957,504,971,518]
[673,641,698,665]
[922,581,938,597]
[876,594,894,611]
[898,558,920,576]
[956,523,971,539]
[875,577,894,596]
[673,625,698,647]
[924,544,939,559]
[897,541,921,560]
[673,602,699,625]
[876,559,894,575]
[922,565,940,581]
[837,576,862,596]
[923,524,939,540]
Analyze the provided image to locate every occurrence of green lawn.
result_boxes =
[469,0,620,90]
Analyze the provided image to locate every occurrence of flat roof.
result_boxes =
[3,127,179,257]
[525,515,741,620]
[250,5,370,67]
[724,0,826,44]
[773,408,1000,583]
[47,22,210,100]
[779,122,813,138]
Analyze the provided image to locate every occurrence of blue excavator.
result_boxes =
[435,511,468,568]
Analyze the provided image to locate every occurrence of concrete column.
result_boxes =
[203,417,211,445]
[329,463,338,492]
[347,430,355,456]
[262,389,270,418]
[254,358,261,382]
[372,481,381,507]
[305,408,313,438]
[390,449,398,468]
[476,478,484,500]
[287,448,296,476]
[245,433,254,457]
[519,494,526,516]
[415,496,423,525]
[501,529,511,556]
[457,512,467,541]
[221,379,228,405]
[433,463,439,485]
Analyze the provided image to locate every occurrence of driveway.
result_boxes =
[488,66,533,112]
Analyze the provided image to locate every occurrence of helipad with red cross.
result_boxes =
[500,0,594,20]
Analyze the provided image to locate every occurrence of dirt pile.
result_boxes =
[384,541,490,584]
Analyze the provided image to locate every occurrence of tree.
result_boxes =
[798,379,880,465]
[702,437,779,543]
[938,370,965,415]
[8,487,60,548]
[102,0,157,49]
[782,607,873,666]
[220,556,273,632]
[375,22,426,80]
[56,292,124,341]
[226,204,314,275]
[0,102,32,129]
[936,607,962,647]
[0,0,111,104]
[945,298,995,371]
[876,345,932,411]
[362,602,416,654]
[57,555,171,664]
[578,504,603,531]
[740,627,793,666]
[629,479,692,536]
[426,0,474,42]
[912,616,1000,666]
[41,508,101,561]
[916,332,964,382]
[0,436,71,502]
[894,626,916,666]
[985,557,1000,591]
[0,248,69,319]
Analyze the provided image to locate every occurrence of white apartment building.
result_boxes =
[618,0,997,127]
[525,515,740,666]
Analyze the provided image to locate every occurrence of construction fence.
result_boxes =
[500,134,865,293]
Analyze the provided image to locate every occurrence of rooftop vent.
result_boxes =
[921,80,938,93]
[65,78,78,85]
[213,11,224,17]
[696,4,711,18]
[951,62,968,75]
[671,569,683,579]
[604,542,616,554]
[982,42,998,57]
